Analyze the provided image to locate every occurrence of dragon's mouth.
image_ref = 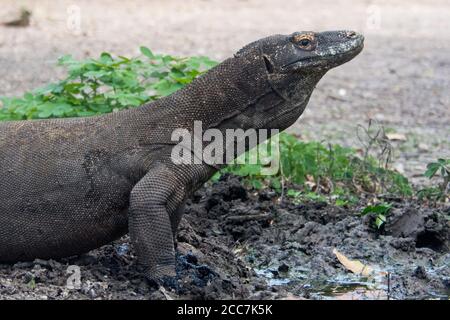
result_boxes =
[282,36,364,71]
[282,56,318,69]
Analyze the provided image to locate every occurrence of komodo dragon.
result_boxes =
[0,31,364,282]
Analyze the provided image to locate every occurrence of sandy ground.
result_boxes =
[0,0,449,182]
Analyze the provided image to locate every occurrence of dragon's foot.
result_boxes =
[141,263,179,290]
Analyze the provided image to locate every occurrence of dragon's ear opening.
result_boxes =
[263,55,274,74]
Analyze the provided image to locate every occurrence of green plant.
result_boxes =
[354,121,412,196]
[221,132,412,201]
[424,158,449,183]
[27,277,36,290]
[418,158,449,203]
[360,203,392,229]
[0,48,217,121]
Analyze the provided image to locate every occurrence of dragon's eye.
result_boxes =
[292,34,315,49]
[299,39,311,47]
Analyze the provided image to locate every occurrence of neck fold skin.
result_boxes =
[137,53,271,132]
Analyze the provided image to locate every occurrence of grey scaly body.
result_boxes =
[0,31,363,280]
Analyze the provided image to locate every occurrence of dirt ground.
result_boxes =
[0,0,449,300]
[0,175,448,300]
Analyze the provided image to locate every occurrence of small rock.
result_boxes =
[13,261,34,268]
[33,259,51,268]
[413,266,427,279]
[185,252,198,265]
[115,244,129,256]
[418,143,429,152]
[254,280,267,291]
[23,272,34,284]
[270,270,279,277]
[197,265,214,277]
[48,260,63,269]
[88,288,97,299]
[278,263,289,273]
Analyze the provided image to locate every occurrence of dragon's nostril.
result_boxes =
[346,31,357,38]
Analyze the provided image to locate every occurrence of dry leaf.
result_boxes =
[385,133,407,141]
[333,248,373,277]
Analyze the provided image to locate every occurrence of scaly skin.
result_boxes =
[0,31,364,281]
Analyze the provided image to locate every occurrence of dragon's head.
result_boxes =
[234,30,364,129]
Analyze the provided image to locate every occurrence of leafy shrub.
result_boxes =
[0,47,217,120]
[221,132,412,200]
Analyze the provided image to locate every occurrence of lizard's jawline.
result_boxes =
[282,45,363,70]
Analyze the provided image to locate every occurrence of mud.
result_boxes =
[0,175,448,300]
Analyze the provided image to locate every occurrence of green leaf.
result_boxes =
[100,52,113,63]
[375,214,387,229]
[140,46,154,59]
[210,172,221,182]
[250,179,263,189]
[271,179,281,191]
[27,278,36,289]
[287,189,301,198]
[162,55,173,65]
[424,163,440,179]
[63,83,83,94]
[83,70,109,78]
[335,199,348,206]
[36,102,73,118]
[57,54,76,65]
[361,203,392,216]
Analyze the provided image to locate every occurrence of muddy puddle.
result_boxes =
[0,175,448,300]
